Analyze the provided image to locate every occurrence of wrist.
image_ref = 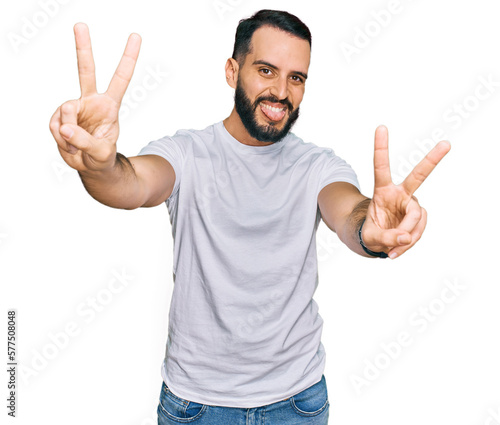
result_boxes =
[358,218,388,258]
[78,153,121,179]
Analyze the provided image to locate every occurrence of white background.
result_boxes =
[1,0,499,424]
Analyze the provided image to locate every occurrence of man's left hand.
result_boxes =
[361,125,451,259]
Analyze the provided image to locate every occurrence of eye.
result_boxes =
[259,68,273,76]
[291,75,304,84]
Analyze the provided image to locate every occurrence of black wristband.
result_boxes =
[358,219,388,258]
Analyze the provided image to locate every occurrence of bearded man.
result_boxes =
[49,9,450,424]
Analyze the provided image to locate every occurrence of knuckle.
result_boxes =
[61,102,73,114]
[419,210,427,225]
[49,109,61,131]
[49,119,59,133]
[412,168,426,182]
[407,205,421,221]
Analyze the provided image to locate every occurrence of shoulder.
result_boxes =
[170,122,218,141]
[284,132,342,162]
[147,123,218,154]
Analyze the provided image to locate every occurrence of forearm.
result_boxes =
[78,153,145,210]
[318,182,375,258]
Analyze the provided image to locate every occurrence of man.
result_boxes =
[49,9,450,424]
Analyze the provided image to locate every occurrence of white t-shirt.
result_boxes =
[137,120,360,408]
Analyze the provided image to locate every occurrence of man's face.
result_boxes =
[233,26,311,143]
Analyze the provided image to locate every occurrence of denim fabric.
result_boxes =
[157,375,329,424]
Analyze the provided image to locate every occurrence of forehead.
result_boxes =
[244,25,311,72]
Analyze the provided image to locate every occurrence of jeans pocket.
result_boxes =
[289,375,329,417]
[157,382,208,423]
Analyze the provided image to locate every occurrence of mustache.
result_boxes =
[253,95,294,112]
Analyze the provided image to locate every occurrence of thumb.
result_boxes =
[364,226,411,249]
[60,124,74,140]
[60,124,94,153]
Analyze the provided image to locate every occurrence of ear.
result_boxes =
[225,58,239,89]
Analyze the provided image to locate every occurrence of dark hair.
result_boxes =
[231,9,312,64]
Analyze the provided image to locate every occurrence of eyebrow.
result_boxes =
[252,60,308,80]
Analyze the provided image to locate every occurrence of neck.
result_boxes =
[223,107,275,147]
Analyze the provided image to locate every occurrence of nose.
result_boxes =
[269,75,289,103]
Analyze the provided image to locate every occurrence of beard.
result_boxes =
[234,80,300,143]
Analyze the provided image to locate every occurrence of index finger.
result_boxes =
[74,22,97,96]
[373,125,392,188]
[401,140,451,195]
[105,32,142,104]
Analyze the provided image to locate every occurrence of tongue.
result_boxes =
[260,104,286,122]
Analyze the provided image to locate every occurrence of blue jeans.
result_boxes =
[157,375,329,424]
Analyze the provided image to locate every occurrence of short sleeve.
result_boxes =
[317,148,360,195]
[137,135,185,201]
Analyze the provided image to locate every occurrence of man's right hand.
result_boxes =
[49,22,142,173]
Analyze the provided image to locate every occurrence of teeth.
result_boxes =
[261,103,285,113]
